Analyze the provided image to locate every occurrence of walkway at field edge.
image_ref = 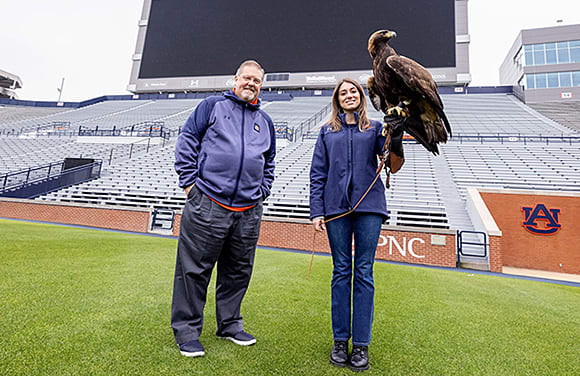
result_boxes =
[502,266,580,284]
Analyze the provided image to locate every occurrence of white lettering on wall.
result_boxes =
[375,236,426,259]
[378,235,388,247]
[351,235,427,259]
[408,238,426,258]
[388,236,405,256]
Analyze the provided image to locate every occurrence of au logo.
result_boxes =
[521,204,561,235]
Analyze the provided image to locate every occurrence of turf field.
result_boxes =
[0,219,578,375]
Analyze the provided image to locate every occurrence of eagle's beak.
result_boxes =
[386,31,397,39]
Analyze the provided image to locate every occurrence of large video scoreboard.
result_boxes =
[128,0,470,93]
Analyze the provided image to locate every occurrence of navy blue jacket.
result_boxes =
[309,113,388,220]
[175,91,276,208]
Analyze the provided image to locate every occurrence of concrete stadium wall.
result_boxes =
[477,189,580,274]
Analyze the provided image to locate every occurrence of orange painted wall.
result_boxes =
[480,192,580,274]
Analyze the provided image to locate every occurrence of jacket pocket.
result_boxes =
[186,183,197,200]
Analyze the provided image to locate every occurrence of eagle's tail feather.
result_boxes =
[406,122,440,156]
[436,107,452,137]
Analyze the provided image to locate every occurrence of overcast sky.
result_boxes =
[2,0,580,102]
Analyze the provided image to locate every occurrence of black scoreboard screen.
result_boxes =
[138,0,456,79]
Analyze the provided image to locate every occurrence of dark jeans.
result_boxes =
[171,186,263,345]
[325,213,383,346]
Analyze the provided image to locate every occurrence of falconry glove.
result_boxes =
[382,114,405,174]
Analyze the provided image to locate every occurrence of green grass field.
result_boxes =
[0,219,578,375]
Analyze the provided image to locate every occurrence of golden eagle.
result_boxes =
[367,29,451,155]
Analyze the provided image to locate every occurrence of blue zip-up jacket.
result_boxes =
[175,90,276,208]
[309,113,388,220]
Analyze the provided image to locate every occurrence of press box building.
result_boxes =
[500,24,580,103]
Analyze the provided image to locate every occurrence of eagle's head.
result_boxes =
[368,29,397,58]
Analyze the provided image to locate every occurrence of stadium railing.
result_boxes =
[453,134,580,145]
[0,159,102,199]
[292,102,331,141]
[78,122,169,139]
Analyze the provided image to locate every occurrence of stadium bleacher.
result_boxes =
[0,90,577,232]
[528,101,580,132]
[0,105,68,126]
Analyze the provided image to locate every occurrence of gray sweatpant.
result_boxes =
[171,185,263,345]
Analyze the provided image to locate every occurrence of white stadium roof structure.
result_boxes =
[0,69,22,99]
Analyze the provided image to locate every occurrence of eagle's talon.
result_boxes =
[386,106,409,118]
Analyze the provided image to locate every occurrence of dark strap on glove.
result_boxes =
[383,115,405,174]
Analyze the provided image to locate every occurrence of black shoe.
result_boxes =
[349,345,369,371]
[178,339,205,357]
[217,330,256,346]
[329,341,348,367]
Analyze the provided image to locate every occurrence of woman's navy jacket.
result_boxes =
[309,113,388,220]
[174,90,276,208]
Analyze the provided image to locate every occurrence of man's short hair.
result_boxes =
[236,60,265,79]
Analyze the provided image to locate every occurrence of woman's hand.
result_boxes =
[312,217,326,232]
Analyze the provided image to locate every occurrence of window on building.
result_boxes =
[547,72,559,88]
[546,49,558,64]
[523,44,533,66]
[573,71,580,87]
[557,42,570,63]
[559,72,572,88]
[535,74,547,88]
[533,44,546,65]
[514,48,531,67]
[526,75,535,89]
[525,71,580,89]
[570,46,580,63]
[520,40,580,66]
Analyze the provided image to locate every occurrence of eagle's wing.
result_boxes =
[386,55,442,109]
[387,55,451,136]
[367,75,383,112]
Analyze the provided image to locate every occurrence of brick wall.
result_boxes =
[480,191,580,274]
[489,235,502,273]
[176,215,456,267]
[2,200,456,268]
[0,199,149,233]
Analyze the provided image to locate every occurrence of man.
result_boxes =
[172,60,275,357]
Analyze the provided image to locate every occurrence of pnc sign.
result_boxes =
[521,204,561,235]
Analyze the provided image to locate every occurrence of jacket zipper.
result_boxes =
[231,105,246,206]
[345,126,354,210]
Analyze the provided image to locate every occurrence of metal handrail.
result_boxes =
[456,230,488,267]
[453,133,580,145]
[0,159,102,195]
[293,102,332,142]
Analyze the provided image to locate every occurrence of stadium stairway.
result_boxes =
[432,148,474,231]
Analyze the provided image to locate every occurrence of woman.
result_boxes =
[309,78,403,371]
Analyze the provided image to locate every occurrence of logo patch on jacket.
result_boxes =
[253,123,260,133]
[521,203,561,235]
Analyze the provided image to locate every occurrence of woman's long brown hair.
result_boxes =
[328,78,370,132]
